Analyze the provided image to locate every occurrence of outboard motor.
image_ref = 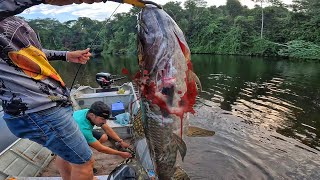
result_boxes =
[96,72,126,89]
[96,72,113,88]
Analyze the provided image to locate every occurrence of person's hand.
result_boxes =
[45,0,103,6]
[119,141,130,148]
[66,48,91,64]
[119,151,132,158]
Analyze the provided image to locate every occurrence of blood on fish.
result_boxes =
[187,61,193,71]
[175,33,191,62]
[179,79,197,114]
[134,71,141,80]
[122,68,129,75]
[141,72,197,137]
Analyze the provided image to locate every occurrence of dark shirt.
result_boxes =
[0,0,70,115]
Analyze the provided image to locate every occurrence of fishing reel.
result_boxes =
[96,72,125,89]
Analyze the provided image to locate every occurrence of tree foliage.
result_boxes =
[278,40,320,59]
[26,0,320,60]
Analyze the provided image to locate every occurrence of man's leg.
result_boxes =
[3,106,94,180]
[71,156,95,180]
[42,106,95,180]
[56,156,95,180]
[99,134,108,143]
[55,156,72,180]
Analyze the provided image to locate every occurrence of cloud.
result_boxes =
[70,3,132,21]
[20,0,293,22]
[21,2,133,21]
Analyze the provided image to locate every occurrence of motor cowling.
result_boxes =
[96,72,112,88]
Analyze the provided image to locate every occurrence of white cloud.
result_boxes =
[70,2,133,21]
[21,1,133,21]
[20,0,293,21]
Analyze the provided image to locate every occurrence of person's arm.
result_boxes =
[89,140,132,158]
[43,48,91,64]
[43,49,67,61]
[101,123,130,148]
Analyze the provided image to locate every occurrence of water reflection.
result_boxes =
[52,55,138,88]
[192,55,320,151]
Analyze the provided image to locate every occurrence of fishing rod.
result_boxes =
[69,3,121,91]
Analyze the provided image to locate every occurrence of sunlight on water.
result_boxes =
[191,55,320,151]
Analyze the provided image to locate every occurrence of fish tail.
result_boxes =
[173,166,190,180]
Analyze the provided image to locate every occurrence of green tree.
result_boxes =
[251,0,269,39]
[226,0,243,18]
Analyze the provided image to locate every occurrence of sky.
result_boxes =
[20,0,293,22]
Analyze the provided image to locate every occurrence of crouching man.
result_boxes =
[73,101,132,158]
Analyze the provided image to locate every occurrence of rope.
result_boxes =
[70,4,121,91]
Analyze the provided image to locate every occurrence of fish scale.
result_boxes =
[144,103,181,179]
[133,108,145,139]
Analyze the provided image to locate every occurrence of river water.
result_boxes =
[53,54,320,179]
[2,54,319,179]
[179,55,320,179]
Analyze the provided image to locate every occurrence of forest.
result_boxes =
[25,0,320,60]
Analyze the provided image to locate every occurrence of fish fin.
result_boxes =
[173,166,190,180]
[174,32,190,61]
[172,133,187,161]
[187,126,215,137]
[188,70,202,92]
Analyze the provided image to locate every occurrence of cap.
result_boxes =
[89,101,111,119]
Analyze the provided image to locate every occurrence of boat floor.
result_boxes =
[16,175,109,180]
[38,140,131,178]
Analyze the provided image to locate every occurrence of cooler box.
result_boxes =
[111,101,125,117]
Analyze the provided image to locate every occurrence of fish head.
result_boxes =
[138,6,167,74]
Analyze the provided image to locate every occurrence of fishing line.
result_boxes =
[70,3,121,91]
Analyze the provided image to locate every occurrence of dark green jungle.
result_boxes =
[24,0,320,60]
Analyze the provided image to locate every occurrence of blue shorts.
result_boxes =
[3,105,92,164]
[92,130,104,140]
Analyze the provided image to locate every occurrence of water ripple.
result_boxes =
[199,70,319,150]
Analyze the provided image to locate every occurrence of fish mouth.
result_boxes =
[143,2,162,9]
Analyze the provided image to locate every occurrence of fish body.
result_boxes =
[136,5,199,179]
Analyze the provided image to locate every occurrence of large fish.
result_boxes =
[134,5,201,179]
